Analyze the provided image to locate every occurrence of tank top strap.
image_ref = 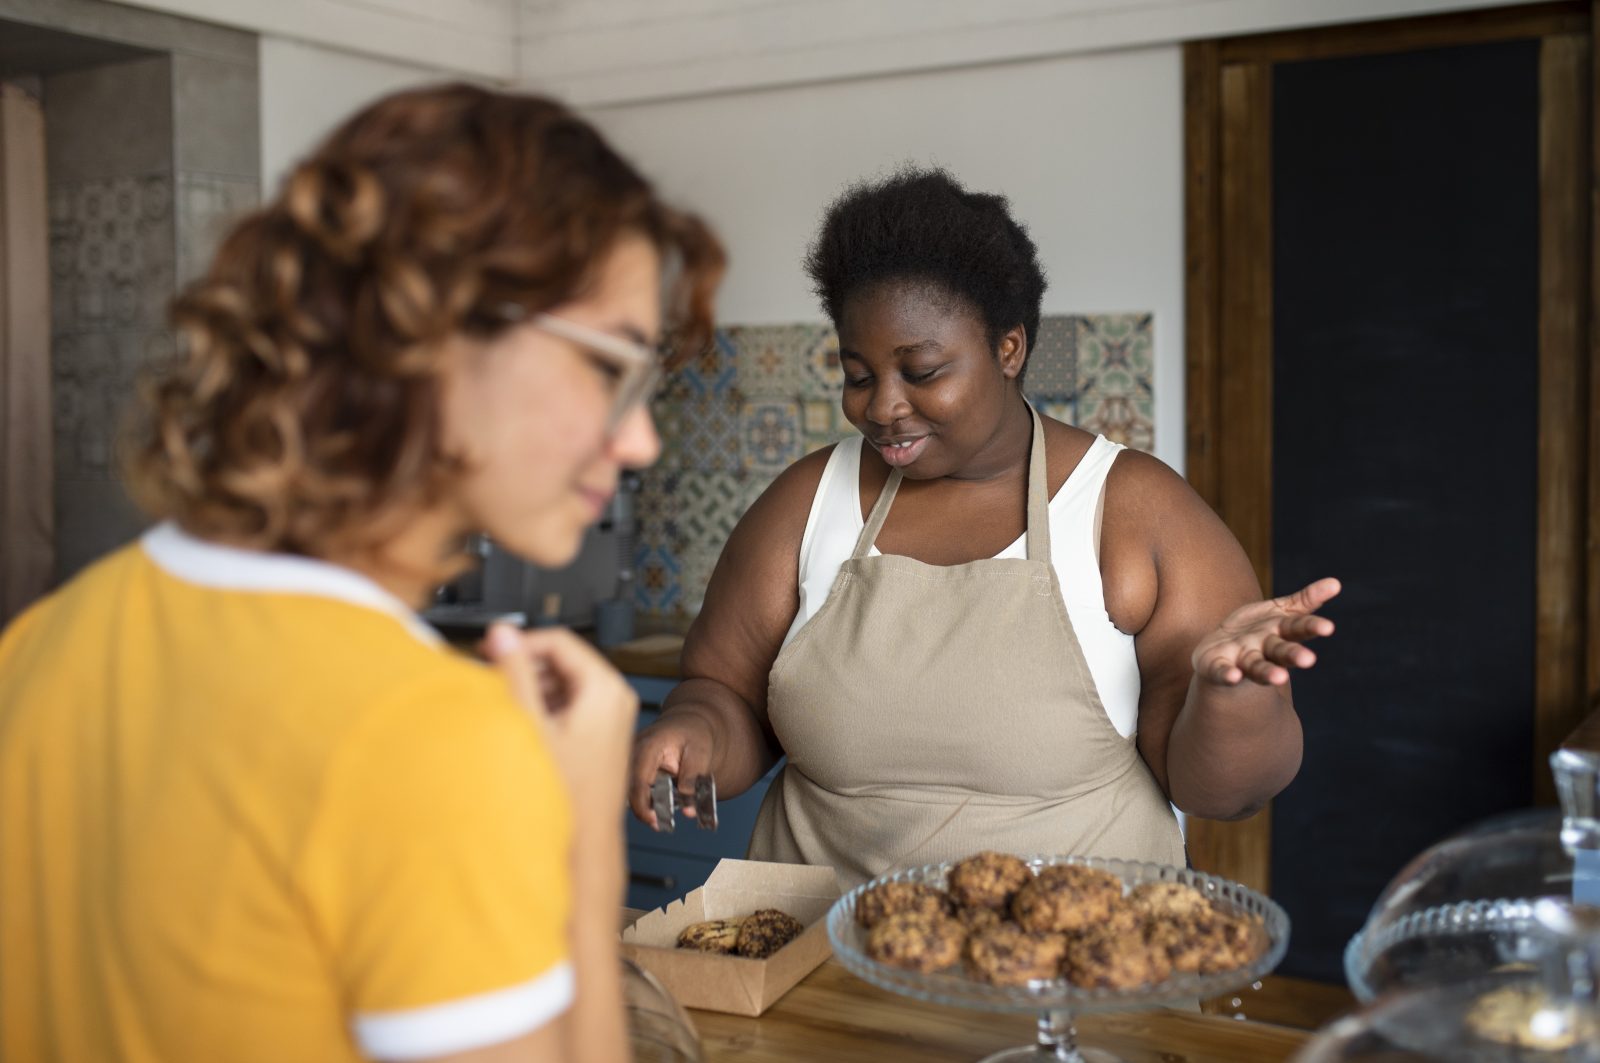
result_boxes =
[849,402,1052,562]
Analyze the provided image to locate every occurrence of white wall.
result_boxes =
[259,36,472,194]
[587,46,1187,468]
[522,0,1539,106]
[116,0,514,77]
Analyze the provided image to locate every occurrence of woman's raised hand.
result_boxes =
[1191,577,1341,688]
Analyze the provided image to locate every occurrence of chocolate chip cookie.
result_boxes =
[946,851,1033,911]
[955,904,1005,934]
[676,916,743,953]
[965,922,1070,986]
[1144,911,1258,975]
[1063,927,1174,990]
[1128,881,1214,922]
[1011,864,1124,934]
[734,908,805,959]
[856,880,952,929]
[865,910,966,973]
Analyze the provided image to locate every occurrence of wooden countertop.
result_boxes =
[604,632,685,679]
[688,958,1310,1063]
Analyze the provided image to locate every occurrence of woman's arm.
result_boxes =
[1102,451,1337,821]
[484,626,636,1063]
[627,449,830,825]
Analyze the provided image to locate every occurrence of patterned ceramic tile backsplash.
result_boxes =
[634,313,1155,620]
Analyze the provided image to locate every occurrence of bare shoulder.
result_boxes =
[736,443,835,538]
[682,444,837,704]
[1037,413,1097,493]
[1102,447,1201,519]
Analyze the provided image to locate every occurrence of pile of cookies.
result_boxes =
[857,851,1264,989]
[676,908,805,960]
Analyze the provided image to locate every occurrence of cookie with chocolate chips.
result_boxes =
[965,923,1070,986]
[865,910,965,973]
[1063,927,1173,990]
[734,908,805,959]
[1144,911,1258,975]
[1011,864,1124,934]
[1127,881,1214,922]
[856,880,952,929]
[946,851,1033,912]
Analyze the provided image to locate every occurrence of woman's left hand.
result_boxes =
[1191,577,1341,687]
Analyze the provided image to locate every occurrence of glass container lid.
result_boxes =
[1344,749,1600,1002]
[1302,901,1600,1062]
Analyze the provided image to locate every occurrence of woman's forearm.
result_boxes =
[658,678,779,797]
[1165,676,1304,821]
[564,831,629,1063]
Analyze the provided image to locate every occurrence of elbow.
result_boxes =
[1169,756,1302,822]
[1180,797,1269,822]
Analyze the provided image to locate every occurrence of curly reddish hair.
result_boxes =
[126,82,723,562]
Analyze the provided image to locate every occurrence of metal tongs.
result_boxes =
[649,770,717,833]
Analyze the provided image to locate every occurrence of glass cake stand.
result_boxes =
[826,855,1291,1063]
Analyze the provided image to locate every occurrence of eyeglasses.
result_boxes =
[494,305,663,434]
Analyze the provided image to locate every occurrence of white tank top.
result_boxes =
[781,434,1142,737]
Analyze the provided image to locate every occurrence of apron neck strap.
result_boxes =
[853,464,902,560]
[850,401,1052,562]
[1023,401,1051,563]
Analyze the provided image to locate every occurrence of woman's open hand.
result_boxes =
[1191,577,1341,687]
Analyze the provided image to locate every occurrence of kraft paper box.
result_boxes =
[620,858,842,1016]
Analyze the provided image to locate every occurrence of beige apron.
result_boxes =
[748,406,1184,888]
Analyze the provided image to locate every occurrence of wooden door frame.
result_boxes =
[1183,1,1598,899]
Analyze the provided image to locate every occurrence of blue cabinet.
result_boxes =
[622,676,780,911]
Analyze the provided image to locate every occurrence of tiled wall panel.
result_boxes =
[635,312,1154,620]
[42,39,258,581]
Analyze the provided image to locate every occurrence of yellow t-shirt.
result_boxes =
[0,524,574,1063]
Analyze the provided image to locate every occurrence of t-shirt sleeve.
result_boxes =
[298,664,574,1061]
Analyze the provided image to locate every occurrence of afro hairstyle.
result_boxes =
[803,167,1046,380]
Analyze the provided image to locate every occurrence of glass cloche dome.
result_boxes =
[1298,749,1600,1062]
[1296,900,1600,1061]
[1344,750,1600,1001]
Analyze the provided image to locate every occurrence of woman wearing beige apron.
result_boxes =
[631,168,1338,887]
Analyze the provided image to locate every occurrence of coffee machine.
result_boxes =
[425,472,639,642]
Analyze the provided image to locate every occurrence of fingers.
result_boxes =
[674,737,716,820]
[1200,640,1305,688]
[483,623,547,713]
[1235,645,1289,686]
[1276,577,1342,615]
[1277,613,1335,643]
[628,733,682,828]
[513,626,617,689]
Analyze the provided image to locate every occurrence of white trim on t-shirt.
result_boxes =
[140,521,443,648]
[352,963,575,1060]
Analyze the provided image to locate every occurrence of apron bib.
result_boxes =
[748,406,1184,887]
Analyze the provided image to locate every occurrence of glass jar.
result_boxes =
[624,957,704,1063]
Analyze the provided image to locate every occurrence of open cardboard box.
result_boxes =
[620,858,842,1016]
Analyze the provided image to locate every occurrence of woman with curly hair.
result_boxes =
[0,84,721,1063]
[630,168,1336,888]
